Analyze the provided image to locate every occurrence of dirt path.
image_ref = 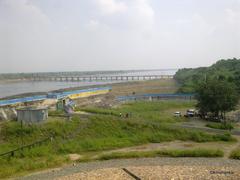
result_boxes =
[19,157,240,180]
[86,140,238,160]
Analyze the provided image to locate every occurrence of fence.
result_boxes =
[0,137,51,158]
[117,93,195,101]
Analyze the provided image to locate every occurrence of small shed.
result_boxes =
[16,107,48,124]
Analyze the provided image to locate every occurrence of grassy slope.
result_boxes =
[0,101,236,178]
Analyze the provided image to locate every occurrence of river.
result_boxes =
[0,69,177,98]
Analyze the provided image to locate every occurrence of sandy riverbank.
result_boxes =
[0,79,177,100]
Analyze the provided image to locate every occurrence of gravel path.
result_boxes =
[19,158,240,180]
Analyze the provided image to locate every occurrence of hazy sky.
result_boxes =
[0,0,239,73]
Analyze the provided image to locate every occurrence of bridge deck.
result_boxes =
[31,75,174,82]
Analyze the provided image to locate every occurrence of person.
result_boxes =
[119,112,122,117]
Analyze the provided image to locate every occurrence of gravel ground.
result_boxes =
[56,166,240,180]
[19,158,240,180]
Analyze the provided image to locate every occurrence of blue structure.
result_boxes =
[17,107,48,123]
[47,86,112,99]
[0,95,47,107]
[0,86,112,107]
[117,93,195,101]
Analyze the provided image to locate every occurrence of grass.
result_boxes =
[206,122,234,130]
[229,149,240,160]
[98,149,224,160]
[0,154,68,178]
[77,100,195,124]
[75,107,119,116]
[48,110,65,116]
[0,100,236,178]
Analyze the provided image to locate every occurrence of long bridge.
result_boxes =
[31,75,173,82]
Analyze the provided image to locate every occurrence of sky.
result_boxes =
[0,0,239,73]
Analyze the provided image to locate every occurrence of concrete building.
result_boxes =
[16,107,48,124]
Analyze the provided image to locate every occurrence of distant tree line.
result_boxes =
[174,58,240,122]
[174,58,240,94]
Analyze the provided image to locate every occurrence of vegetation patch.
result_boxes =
[78,101,195,124]
[229,149,240,160]
[48,110,65,116]
[75,107,119,116]
[0,155,69,179]
[98,149,224,160]
[0,101,235,178]
[206,122,234,130]
[174,58,240,94]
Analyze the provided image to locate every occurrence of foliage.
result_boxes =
[174,58,240,94]
[195,78,239,120]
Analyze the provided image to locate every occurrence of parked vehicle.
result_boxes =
[185,109,196,117]
[174,111,182,117]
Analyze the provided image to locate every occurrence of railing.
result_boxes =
[31,75,174,82]
[0,137,52,157]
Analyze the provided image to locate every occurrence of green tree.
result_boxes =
[195,78,239,122]
[234,70,240,94]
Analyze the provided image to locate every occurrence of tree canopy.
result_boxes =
[195,78,239,120]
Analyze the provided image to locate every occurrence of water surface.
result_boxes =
[0,69,177,98]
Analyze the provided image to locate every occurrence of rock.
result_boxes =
[68,154,82,161]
